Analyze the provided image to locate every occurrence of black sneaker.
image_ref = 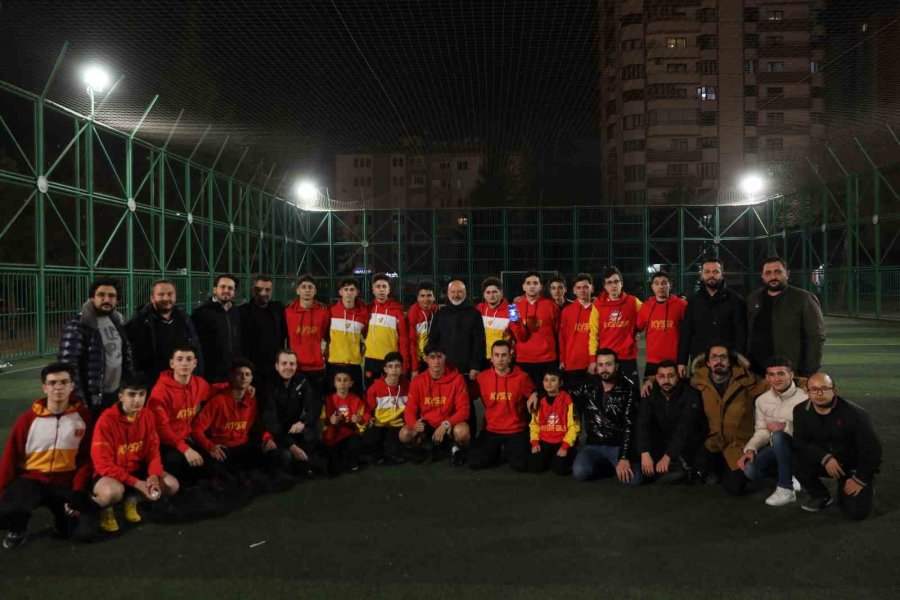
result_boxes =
[3,531,27,550]
[801,495,834,512]
[450,447,466,467]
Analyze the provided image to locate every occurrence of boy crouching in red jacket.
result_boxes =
[321,370,371,475]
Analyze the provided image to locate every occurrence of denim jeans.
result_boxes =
[743,430,793,489]
[572,444,643,486]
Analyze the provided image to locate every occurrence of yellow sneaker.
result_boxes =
[123,498,142,524]
[99,507,119,533]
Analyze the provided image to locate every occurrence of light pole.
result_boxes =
[82,65,110,116]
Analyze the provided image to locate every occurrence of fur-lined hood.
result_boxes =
[78,299,125,329]
[690,350,752,374]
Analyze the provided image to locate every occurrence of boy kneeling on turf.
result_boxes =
[529,369,579,475]
[399,343,471,466]
[91,375,179,533]
[321,370,370,474]
[363,352,408,464]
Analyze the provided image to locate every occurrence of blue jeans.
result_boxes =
[572,444,643,486]
[743,431,793,489]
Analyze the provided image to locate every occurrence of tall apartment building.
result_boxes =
[334,147,484,209]
[599,0,826,204]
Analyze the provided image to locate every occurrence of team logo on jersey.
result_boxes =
[546,412,559,426]
[338,405,350,416]
[344,321,351,329]
[74,427,85,438]
[377,316,384,324]
[609,310,622,323]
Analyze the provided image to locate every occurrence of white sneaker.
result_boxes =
[792,476,801,492]
[765,487,797,507]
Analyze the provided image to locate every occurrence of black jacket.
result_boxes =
[636,380,706,460]
[124,303,204,384]
[238,300,288,376]
[571,374,637,460]
[428,301,486,373]
[191,299,242,383]
[260,374,322,450]
[746,285,825,376]
[792,396,882,485]
[678,285,747,365]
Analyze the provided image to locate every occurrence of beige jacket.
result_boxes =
[743,382,809,453]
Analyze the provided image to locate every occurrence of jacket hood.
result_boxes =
[79,299,124,328]
[426,364,461,384]
[646,294,681,306]
[479,299,509,312]
[490,365,527,380]
[156,369,200,391]
[331,298,368,313]
[690,351,754,391]
[288,299,328,314]
[31,396,83,417]
[597,292,632,307]
[369,298,404,311]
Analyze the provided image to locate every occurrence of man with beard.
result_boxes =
[125,279,203,384]
[239,275,288,388]
[690,343,768,495]
[192,275,242,383]
[571,349,642,486]
[58,277,134,417]
[746,257,825,376]
[637,361,706,484]
[678,258,746,378]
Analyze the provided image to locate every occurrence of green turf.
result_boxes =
[0,316,897,599]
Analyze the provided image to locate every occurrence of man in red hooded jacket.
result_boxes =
[558,273,595,391]
[509,271,560,390]
[636,271,687,379]
[589,267,642,383]
[285,274,330,395]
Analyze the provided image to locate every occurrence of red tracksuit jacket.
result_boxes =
[558,301,594,371]
[407,302,438,366]
[509,296,560,363]
[191,387,269,451]
[286,299,331,372]
[321,392,371,446]
[404,365,470,428]
[636,295,688,365]
[477,366,536,434]
[589,292,642,360]
[147,370,220,453]
[91,405,163,487]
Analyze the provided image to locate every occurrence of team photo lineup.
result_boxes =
[0,256,884,550]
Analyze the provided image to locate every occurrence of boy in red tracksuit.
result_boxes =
[400,343,471,465]
[327,278,369,397]
[636,271,687,379]
[191,360,271,485]
[529,369,580,475]
[558,273,595,391]
[91,375,179,534]
[364,273,410,389]
[477,277,512,365]
[589,267,642,383]
[321,370,370,474]
[509,271,560,390]
[406,281,438,375]
[470,340,537,472]
[285,274,331,395]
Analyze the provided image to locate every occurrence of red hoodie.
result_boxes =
[407,302,438,366]
[191,387,269,451]
[589,292,642,360]
[477,366,536,434]
[636,295,688,364]
[286,299,331,371]
[91,405,163,487]
[558,301,594,371]
[404,365,470,428]
[147,371,220,453]
[509,296,560,363]
[321,392,371,446]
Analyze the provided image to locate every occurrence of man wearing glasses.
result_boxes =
[792,372,882,520]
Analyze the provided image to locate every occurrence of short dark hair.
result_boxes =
[169,343,196,358]
[602,267,622,283]
[230,358,255,373]
[275,349,297,362]
[423,341,445,356]
[150,279,176,293]
[383,351,403,366]
[657,360,678,371]
[596,347,619,363]
[543,368,563,381]
[89,277,121,298]
[214,274,238,288]
[337,277,359,291]
[761,256,788,271]
[549,275,566,287]
[372,272,390,286]
[522,271,542,284]
[482,276,502,292]
[490,339,511,353]
[118,373,149,393]
[764,356,794,371]
[253,274,273,284]
[572,272,593,286]
[700,256,723,270]
[41,362,75,384]
[651,271,672,284]
[333,369,355,383]
[416,281,435,294]
[296,274,317,287]
[705,342,735,364]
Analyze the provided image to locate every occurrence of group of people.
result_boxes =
[0,256,884,550]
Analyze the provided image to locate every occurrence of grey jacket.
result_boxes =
[746,285,825,376]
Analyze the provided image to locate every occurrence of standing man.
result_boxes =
[509,271,560,389]
[548,276,572,310]
[558,273,594,391]
[746,257,825,376]
[406,281,438,376]
[636,271,687,378]
[589,268,642,383]
[285,274,330,395]
[326,278,368,397]
[125,279,203,384]
[364,273,410,389]
[58,277,134,416]
[678,258,747,378]
[239,275,288,388]
[192,274,242,383]
[476,277,511,366]
[793,372,882,520]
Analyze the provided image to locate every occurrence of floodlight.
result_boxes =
[83,65,111,93]
[740,174,765,196]
[295,180,319,205]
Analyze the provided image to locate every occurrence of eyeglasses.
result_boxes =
[46,379,73,387]
[807,386,834,395]
[708,354,729,362]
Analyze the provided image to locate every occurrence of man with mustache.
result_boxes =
[746,257,825,376]
[58,277,134,418]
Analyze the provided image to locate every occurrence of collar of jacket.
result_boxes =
[690,351,755,390]
[139,302,184,322]
[79,299,123,329]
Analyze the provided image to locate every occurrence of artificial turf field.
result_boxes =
[0,316,897,600]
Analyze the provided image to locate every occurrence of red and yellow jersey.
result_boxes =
[365,299,411,367]
[589,292,642,360]
[407,302,438,365]
[328,300,369,366]
[476,300,512,360]
[529,391,579,449]
[321,392,370,445]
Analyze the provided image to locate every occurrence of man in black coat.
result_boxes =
[793,372,882,520]
[124,279,203,385]
[677,257,747,378]
[239,275,288,388]
[191,274,242,383]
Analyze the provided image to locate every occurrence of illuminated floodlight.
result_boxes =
[740,174,765,197]
[83,65,111,93]
[295,180,320,207]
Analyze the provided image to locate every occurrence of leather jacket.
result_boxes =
[571,374,637,460]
